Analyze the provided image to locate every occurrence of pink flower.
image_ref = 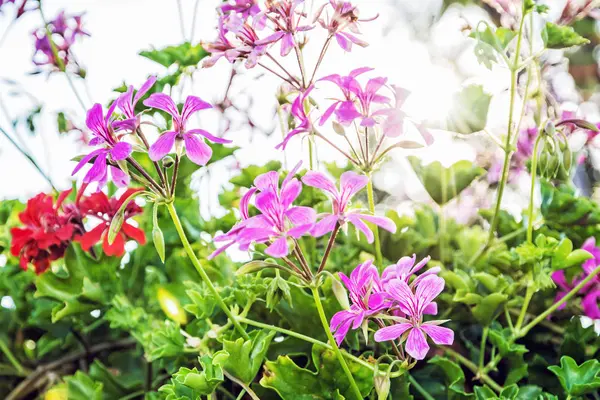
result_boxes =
[552,237,600,319]
[374,275,454,360]
[113,76,157,132]
[210,162,316,258]
[145,94,232,165]
[72,103,131,189]
[301,170,396,242]
[219,0,262,18]
[314,0,374,52]
[330,260,387,344]
[276,85,313,150]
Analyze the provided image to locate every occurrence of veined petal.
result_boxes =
[335,32,352,52]
[133,76,157,105]
[286,206,316,226]
[110,166,130,188]
[405,327,429,360]
[319,101,340,126]
[280,178,301,208]
[340,171,368,203]
[374,323,412,342]
[144,93,179,119]
[187,128,232,144]
[302,171,338,197]
[421,323,454,346]
[346,214,374,243]
[311,214,338,237]
[184,133,212,165]
[181,96,213,123]
[86,103,105,135]
[149,131,177,161]
[110,142,132,161]
[72,148,106,176]
[414,275,445,315]
[265,236,289,258]
[254,171,279,192]
[354,213,397,233]
[280,33,295,56]
[84,153,108,184]
[240,187,257,220]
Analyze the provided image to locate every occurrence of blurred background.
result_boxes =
[1,0,599,218]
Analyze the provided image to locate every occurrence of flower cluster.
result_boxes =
[211,166,396,258]
[331,256,454,360]
[552,237,600,319]
[204,0,372,69]
[32,10,89,73]
[10,189,145,274]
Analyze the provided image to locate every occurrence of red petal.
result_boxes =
[78,224,106,251]
[102,231,125,257]
[122,222,146,245]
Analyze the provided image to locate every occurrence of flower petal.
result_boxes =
[122,222,147,245]
[421,323,454,346]
[311,214,338,237]
[110,142,132,161]
[188,128,232,144]
[181,96,212,123]
[265,236,289,258]
[133,76,157,105]
[346,214,374,243]
[405,327,429,360]
[354,213,397,233]
[302,171,338,197]
[144,93,179,119]
[149,131,177,161]
[184,133,212,165]
[374,323,412,342]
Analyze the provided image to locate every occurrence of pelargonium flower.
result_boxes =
[72,103,132,188]
[0,0,33,19]
[78,189,146,257]
[113,76,157,132]
[314,0,374,52]
[276,85,313,150]
[551,237,600,319]
[255,0,314,57]
[301,170,396,242]
[219,0,261,18]
[330,260,387,344]
[10,191,82,274]
[145,94,232,165]
[374,275,454,360]
[211,162,316,258]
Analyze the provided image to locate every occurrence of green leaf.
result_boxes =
[147,320,185,361]
[64,371,103,400]
[159,351,229,398]
[445,85,492,134]
[548,356,600,397]
[429,356,473,398]
[140,42,209,68]
[488,327,528,384]
[223,329,276,384]
[409,157,485,204]
[543,22,589,49]
[260,344,374,399]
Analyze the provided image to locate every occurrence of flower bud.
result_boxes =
[162,156,175,169]
[152,226,165,263]
[107,211,124,245]
[543,120,556,137]
[331,277,350,309]
[374,373,391,400]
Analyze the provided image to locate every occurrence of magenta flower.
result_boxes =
[301,170,396,242]
[144,94,232,165]
[314,0,374,52]
[219,0,261,18]
[374,275,454,360]
[276,85,314,150]
[552,237,600,319]
[211,162,316,258]
[72,103,132,188]
[0,0,33,19]
[113,76,157,132]
[330,260,387,344]
[375,85,410,138]
[255,0,314,57]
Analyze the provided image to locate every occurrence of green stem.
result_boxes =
[526,135,543,242]
[366,176,383,267]
[223,370,259,400]
[167,202,249,340]
[0,339,26,375]
[444,347,502,393]
[439,169,448,263]
[479,326,489,371]
[515,280,535,332]
[308,136,314,170]
[408,375,435,400]
[311,286,363,400]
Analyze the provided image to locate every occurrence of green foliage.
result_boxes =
[548,356,600,397]
[140,42,209,68]
[444,84,492,134]
[159,352,229,398]
[222,329,276,384]
[542,22,590,49]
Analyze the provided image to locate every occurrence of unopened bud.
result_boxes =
[543,120,556,137]
[374,373,391,400]
[162,156,175,169]
[331,277,350,309]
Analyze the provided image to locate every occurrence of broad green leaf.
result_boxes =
[159,351,229,398]
[64,371,103,400]
[223,329,276,384]
[429,356,473,398]
[445,85,491,134]
[543,22,589,49]
[548,356,600,397]
[488,327,528,384]
[409,157,485,204]
[147,320,185,361]
[140,42,209,68]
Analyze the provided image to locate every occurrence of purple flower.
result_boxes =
[301,170,396,242]
[113,76,157,132]
[219,0,261,18]
[314,0,375,52]
[211,162,316,258]
[254,0,314,57]
[72,103,132,188]
[276,85,313,150]
[552,237,600,319]
[1,0,34,19]
[374,275,454,360]
[330,260,387,344]
[144,94,232,165]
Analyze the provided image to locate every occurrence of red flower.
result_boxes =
[10,190,81,275]
[78,188,146,257]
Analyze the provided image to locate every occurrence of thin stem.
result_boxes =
[483,129,507,150]
[258,62,299,89]
[64,72,88,113]
[309,35,333,84]
[0,126,56,190]
[408,375,435,400]
[515,279,534,332]
[526,134,543,242]
[136,127,167,187]
[294,44,307,88]
[520,264,600,337]
[127,156,166,197]
[0,339,26,376]
[314,131,360,166]
[479,326,489,371]
[223,370,259,400]
[175,0,187,40]
[311,286,363,400]
[170,154,180,198]
[267,53,301,86]
[189,0,201,42]
[443,347,502,393]
[318,223,340,274]
[308,135,314,170]
[366,176,383,266]
[167,202,249,340]
[439,168,448,263]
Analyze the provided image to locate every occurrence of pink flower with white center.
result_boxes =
[374,275,454,360]
[144,93,232,165]
[113,76,157,132]
[330,260,387,344]
[72,103,132,189]
[276,85,313,150]
[301,170,396,242]
[314,0,375,52]
[210,162,316,258]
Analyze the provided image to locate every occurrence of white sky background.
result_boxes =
[0,0,576,212]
